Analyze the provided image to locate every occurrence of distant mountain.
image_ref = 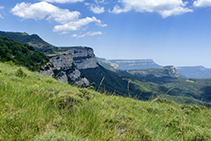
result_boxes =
[176,66,211,79]
[116,66,186,84]
[107,59,162,70]
[0,31,65,54]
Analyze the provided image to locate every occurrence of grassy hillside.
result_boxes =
[1,62,211,140]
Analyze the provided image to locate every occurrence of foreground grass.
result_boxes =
[0,62,211,141]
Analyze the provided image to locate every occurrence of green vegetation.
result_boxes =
[0,31,65,55]
[1,62,211,140]
[80,65,211,107]
[80,65,157,101]
[0,36,49,71]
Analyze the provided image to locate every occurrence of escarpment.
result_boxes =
[40,47,98,86]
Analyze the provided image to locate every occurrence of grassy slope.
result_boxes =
[1,62,211,140]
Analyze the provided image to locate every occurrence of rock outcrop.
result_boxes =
[69,47,98,69]
[40,47,98,86]
[163,66,181,78]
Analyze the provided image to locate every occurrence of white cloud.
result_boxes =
[0,6,4,19]
[11,2,80,22]
[90,5,105,14]
[72,31,102,38]
[110,0,193,18]
[11,2,106,33]
[95,0,107,4]
[53,16,104,32]
[96,23,107,27]
[72,34,78,37]
[84,3,90,6]
[0,14,3,19]
[193,0,211,7]
[43,0,84,3]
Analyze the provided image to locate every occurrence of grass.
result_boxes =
[1,62,211,140]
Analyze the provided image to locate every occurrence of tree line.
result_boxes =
[0,36,49,71]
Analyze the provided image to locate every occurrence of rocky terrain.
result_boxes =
[40,47,98,86]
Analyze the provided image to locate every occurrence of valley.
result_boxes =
[1,31,211,107]
[1,30,211,140]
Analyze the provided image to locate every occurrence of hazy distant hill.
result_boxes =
[127,66,186,82]
[0,31,64,54]
[177,66,211,79]
[109,59,162,70]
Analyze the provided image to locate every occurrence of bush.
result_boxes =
[15,68,27,77]
[5,61,16,67]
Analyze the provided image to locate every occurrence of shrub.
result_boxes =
[5,61,16,67]
[15,68,27,77]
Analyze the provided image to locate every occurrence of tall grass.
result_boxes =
[0,62,211,140]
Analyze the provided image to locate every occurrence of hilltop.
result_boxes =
[1,62,211,140]
[0,31,65,54]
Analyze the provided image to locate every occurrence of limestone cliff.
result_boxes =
[40,47,98,86]
[68,47,98,69]
[108,59,162,70]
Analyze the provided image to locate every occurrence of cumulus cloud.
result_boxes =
[11,2,80,22]
[110,0,193,18]
[193,0,211,7]
[72,31,102,38]
[43,0,84,3]
[11,2,106,33]
[90,5,105,14]
[53,16,103,32]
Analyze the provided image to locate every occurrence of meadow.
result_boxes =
[1,62,211,140]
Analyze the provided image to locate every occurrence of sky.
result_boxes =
[1,0,211,68]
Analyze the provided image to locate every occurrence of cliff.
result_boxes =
[68,47,98,69]
[40,47,98,86]
[97,59,162,70]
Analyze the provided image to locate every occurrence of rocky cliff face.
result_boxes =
[40,47,98,86]
[69,47,98,69]
[163,66,181,78]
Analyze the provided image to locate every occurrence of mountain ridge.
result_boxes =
[1,30,211,106]
[176,66,211,79]
[0,31,65,54]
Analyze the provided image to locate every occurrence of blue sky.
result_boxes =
[1,0,211,67]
